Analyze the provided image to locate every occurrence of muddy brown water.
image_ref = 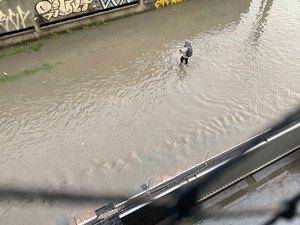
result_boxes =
[0,0,300,224]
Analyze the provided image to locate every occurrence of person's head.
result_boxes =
[184,40,192,48]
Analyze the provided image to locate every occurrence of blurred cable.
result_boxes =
[0,187,127,204]
[174,194,300,225]
[263,193,300,225]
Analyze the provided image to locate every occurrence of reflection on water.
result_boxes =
[249,0,274,46]
[177,64,190,81]
[1,0,300,224]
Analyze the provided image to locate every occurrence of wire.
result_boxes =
[174,196,300,225]
[0,187,127,204]
[263,193,300,225]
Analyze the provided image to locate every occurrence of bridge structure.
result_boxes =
[77,108,300,225]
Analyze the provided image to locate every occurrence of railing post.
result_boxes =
[204,150,210,166]
[147,178,151,196]
[32,14,41,38]
[139,0,144,7]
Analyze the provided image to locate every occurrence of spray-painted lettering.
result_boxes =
[98,0,135,10]
[154,0,183,9]
[0,6,30,32]
[35,0,94,21]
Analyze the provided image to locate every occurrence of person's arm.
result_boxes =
[179,47,188,54]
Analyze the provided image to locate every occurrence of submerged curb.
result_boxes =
[0,0,155,49]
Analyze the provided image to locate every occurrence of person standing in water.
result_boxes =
[179,40,193,64]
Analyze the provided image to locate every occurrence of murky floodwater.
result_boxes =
[1,0,300,224]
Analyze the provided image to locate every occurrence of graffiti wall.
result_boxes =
[0,0,138,35]
[0,3,31,33]
[154,0,184,9]
[35,0,97,21]
[97,0,137,10]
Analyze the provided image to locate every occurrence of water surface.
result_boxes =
[0,0,300,224]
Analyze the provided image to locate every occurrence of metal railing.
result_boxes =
[82,108,300,225]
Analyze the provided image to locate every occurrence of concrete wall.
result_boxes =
[0,0,32,33]
[0,0,138,35]
[0,0,188,47]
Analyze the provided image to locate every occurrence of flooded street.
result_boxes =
[1,0,300,224]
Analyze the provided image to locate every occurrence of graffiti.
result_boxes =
[154,0,183,9]
[0,6,30,32]
[98,0,135,10]
[35,0,94,21]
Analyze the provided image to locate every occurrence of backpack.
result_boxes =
[186,47,193,57]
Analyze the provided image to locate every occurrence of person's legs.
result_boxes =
[185,58,188,64]
[180,56,184,63]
